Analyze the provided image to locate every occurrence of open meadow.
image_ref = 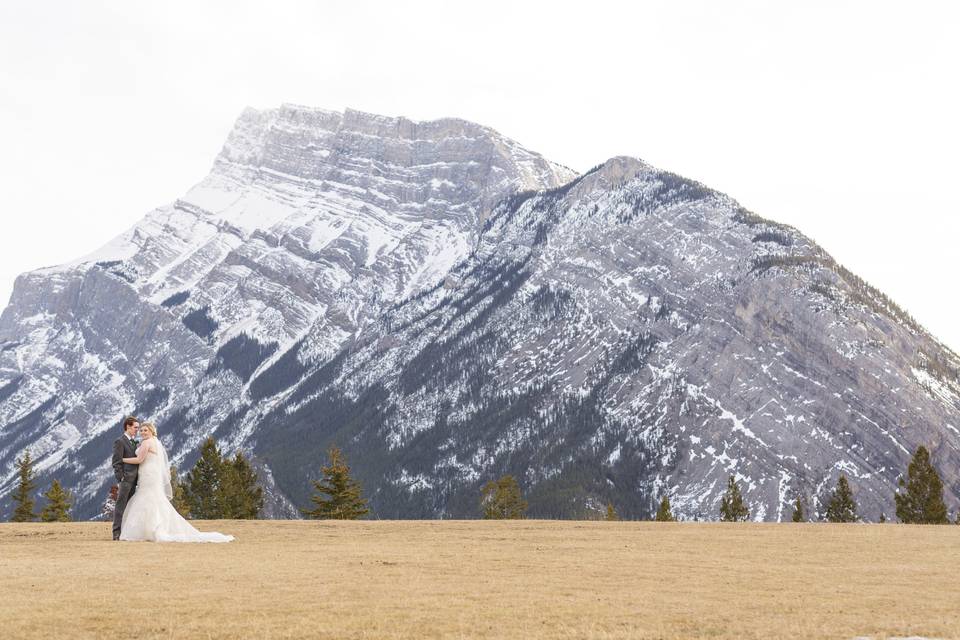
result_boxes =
[1,520,958,639]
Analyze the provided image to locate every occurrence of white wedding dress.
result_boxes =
[120,437,234,543]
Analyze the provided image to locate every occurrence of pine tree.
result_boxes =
[39,480,73,522]
[894,445,949,524]
[824,474,858,523]
[184,437,225,519]
[655,496,675,522]
[221,452,264,519]
[604,503,620,521]
[791,496,805,522]
[480,475,527,519]
[302,446,369,520]
[11,452,37,522]
[169,466,191,518]
[719,476,749,522]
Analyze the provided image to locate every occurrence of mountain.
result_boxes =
[1,105,958,521]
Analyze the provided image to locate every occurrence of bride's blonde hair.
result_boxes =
[141,422,158,437]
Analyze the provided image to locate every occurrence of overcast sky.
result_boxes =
[1,1,958,351]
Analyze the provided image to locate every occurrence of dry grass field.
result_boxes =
[1,520,958,639]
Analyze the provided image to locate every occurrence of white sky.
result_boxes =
[1,1,958,351]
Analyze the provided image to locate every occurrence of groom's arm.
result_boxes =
[112,439,124,482]
[123,441,150,465]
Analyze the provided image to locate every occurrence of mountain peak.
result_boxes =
[213,104,576,186]
[570,156,657,193]
[43,105,577,277]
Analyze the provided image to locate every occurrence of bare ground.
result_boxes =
[0,520,957,639]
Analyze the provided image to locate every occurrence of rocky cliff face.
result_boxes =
[1,106,958,521]
[0,105,574,517]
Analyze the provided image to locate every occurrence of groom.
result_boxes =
[111,416,140,540]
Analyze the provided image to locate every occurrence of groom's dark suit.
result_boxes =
[111,435,139,540]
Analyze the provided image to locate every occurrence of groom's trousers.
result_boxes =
[112,476,137,540]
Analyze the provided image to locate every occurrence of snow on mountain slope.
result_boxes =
[1,108,957,521]
[246,157,960,520]
[0,105,575,517]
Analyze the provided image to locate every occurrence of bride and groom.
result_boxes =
[111,416,233,543]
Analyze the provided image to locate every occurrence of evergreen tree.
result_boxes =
[824,474,858,523]
[169,466,191,518]
[11,452,37,522]
[604,503,620,521]
[181,439,265,520]
[480,475,527,519]
[894,445,949,524]
[654,496,675,522]
[791,496,805,522]
[39,480,73,522]
[719,476,749,522]
[302,446,369,520]
[184,437,225,519]
[221,452,264,519]
[879,512,886,524]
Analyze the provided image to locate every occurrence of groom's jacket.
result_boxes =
[112,436,139,484]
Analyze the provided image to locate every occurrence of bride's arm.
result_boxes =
[122,442,152,465]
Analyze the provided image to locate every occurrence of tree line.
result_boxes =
[698,445,955,524]
[6,438,372,523]
[475,445,960,524]
[6,442,959,523]
[7,438,267,523]
[8,452,73,522]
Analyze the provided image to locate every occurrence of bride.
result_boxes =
[119,422,234,543]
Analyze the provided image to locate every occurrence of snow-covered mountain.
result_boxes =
[1,105,958,520]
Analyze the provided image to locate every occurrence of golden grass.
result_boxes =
[0,520,958,639]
